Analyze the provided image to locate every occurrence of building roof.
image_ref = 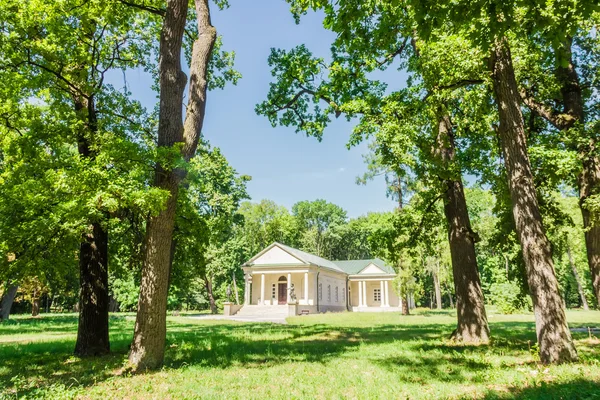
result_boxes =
[243,242,395,276]
[274,243,346,273]
[333,259,396,275]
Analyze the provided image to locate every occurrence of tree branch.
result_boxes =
[118,0,165,16]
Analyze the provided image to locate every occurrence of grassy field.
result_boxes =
[0,309,599,399]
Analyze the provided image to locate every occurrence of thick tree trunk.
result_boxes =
[129,0,216,371]
[432,267,442,310]
[566,244,589,311]
[73,94,111,357]
[557,37,600,309]
[204,275,218,314]
[490,36,577,363]
[75,222,110,356]
[0,284,18,320]
[523,37,600,309]
[579,163,600,308]
[436,114,490,343]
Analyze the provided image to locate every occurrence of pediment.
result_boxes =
[358,263,386,274]
[251,245,305,265]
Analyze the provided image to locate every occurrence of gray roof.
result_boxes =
[275,243,345,273]
[245,243,395,276]
[333,258,396,275]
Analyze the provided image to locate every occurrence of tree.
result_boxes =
[129,0,219,370]
[411,0,586,363]
[257,1,489,343]
[0,0,161,354]
[292,199,347,258]
[518,22,600,308]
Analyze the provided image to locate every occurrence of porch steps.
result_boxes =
[233,305,289,317]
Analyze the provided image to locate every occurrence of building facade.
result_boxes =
[238,243,399,316]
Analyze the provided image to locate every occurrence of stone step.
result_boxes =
[235,305,289,317]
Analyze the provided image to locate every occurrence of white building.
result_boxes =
[230,243,400,317]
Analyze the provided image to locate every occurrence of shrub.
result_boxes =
[489,281,529,314]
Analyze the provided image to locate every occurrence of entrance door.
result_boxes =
[278,283,287,304]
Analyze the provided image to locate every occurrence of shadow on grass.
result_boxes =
[1,315,599,398]
[482,378,600,399]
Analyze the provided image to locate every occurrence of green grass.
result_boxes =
[1,309,599,399]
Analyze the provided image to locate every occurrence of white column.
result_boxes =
[380,280,385,307]
[260,274,265,305]
[287,273,292,303]
[384,280,390,307]
[244,274,250,305]
[304,272,309,305]
[386,280,390,306]
[362,281,368,307]
[358,281,363,307]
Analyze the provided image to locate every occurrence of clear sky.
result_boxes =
[112,0,402,218]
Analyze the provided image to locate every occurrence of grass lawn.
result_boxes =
[1,309,599,399]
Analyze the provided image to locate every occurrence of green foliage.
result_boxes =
[489,281,531,314]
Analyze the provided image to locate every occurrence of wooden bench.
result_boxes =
[300,309,310,315]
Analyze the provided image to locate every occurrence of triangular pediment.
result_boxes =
[250,245,306,265]
[358,263,386,274]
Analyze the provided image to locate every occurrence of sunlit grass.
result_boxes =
[0,309,599,399]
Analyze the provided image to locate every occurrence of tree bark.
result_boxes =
[401,295,410,315]
[523,37,600,309]
[566,243,589,311]
[31,292,40,317]
[73,95,111,357]
[204,275,217,314]
[436,114,490,343]
[447,289,454,309]
[129,0,216,371]
[0,284,18,320]
[490,36,577,363]
[432,266,442,310]
[579,160,600,309]
[75,221,110,356]
[557,40,600,309]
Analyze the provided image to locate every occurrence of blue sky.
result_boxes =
[112,0,403,218]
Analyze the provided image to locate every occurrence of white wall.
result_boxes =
[315,271,347,311]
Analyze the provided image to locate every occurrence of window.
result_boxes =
[318,283,322,300]
[327,285,331,302]
[272,284,276,299]
[335,287,339,303]
[374,288,381,302]
[342,288,345,304]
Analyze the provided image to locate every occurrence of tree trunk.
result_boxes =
[523,37,600,309]
[73,93,111,357]
[556,37,600,310]
[490,36,577,363]
[0,284,18,321]
[129,0,216,371]
[579,161,600,309]
[436,114,490,343]
[447,289,454,309]
[432,266,442,310]
[402,295,410,315]
[204,275,218,314]
[566,243,589,311]
[75,222,110,356]
[31,293,40,317]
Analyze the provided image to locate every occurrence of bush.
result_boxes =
[489,281,530,314]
